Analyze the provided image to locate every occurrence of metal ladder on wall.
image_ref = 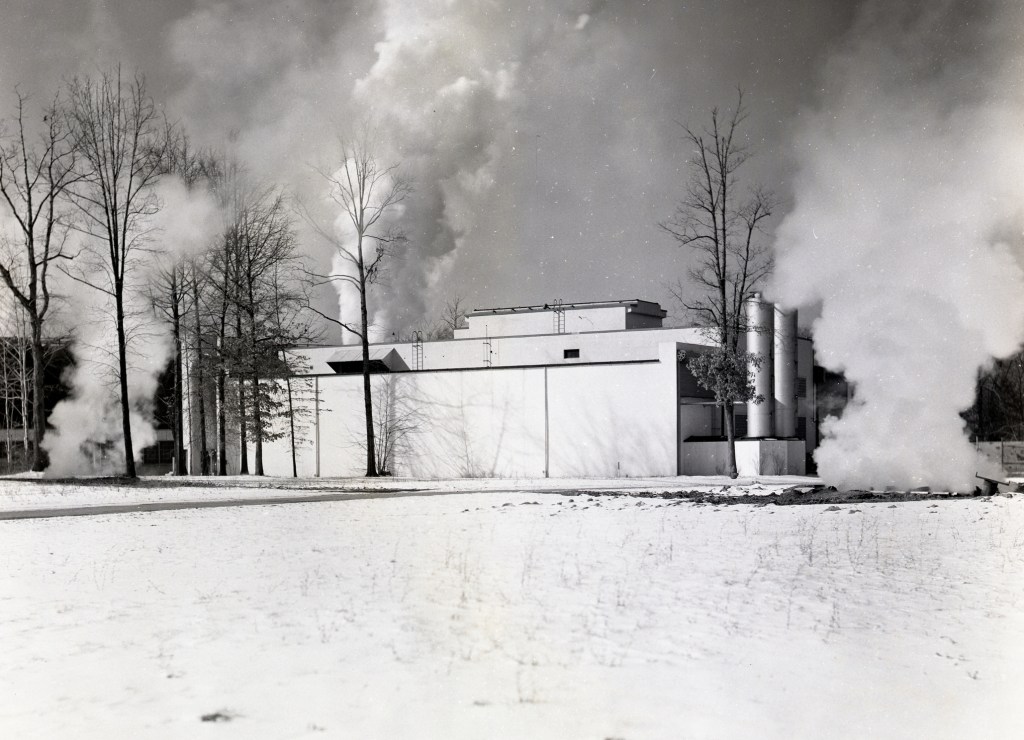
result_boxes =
[552,298,565,334]
[411,331,424,370]
[483,328,493,367]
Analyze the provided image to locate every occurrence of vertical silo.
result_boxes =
[773,306,798,438]
[745,293,774,438]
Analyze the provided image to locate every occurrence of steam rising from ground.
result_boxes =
[772,1,1024,491]
[43,287,170,476]
[44,177,220,475]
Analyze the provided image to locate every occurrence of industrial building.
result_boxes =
[216,296,817,478]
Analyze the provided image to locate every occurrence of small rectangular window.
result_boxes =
[797,377,808,398]
[797,416,807,439]
[563,349,579,359]
[735,415,748,438]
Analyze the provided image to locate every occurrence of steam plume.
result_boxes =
[772,0,1024,491]
[43,176,220,475]
[43,286,170,476]
[348,0,527,331]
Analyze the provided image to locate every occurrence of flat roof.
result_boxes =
[468,299,666,318]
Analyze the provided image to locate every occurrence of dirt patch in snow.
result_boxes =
[564,487,1016,506]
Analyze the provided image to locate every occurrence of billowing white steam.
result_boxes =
[348,0,526,330]
[150,177,222,259]
[772,1,1024,491]
[323,158,406,345]
[43,286,171,476]
[44,176,220,475]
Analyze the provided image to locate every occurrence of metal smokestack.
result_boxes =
[773,306,798,438]
[745,293,774,438]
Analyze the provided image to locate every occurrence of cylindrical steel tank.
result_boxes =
[773,306,798,438]
[745,293,774,438]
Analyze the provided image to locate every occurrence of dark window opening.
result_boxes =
[735,415,748,437]
[563,349,579,359]
[142,440,176,465]
[796,416,807,439]
[797,377,807,398]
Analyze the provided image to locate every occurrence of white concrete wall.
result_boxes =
[244,368,548,478]
[288,327,711,374]
[241,345,688,479]
[677,404,715,473]
[546,356,677,477]
[460,305,629,338]
[397,369,548,478]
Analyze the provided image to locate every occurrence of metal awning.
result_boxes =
[326,347,409,374]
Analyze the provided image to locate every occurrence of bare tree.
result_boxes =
[0,303,32,470]
[234,188,307,475]
[372,375,422,475]
[64,68,169,478]
[270,270,320,478]
[661,91,774,478]
[0,91,79,471]
[187,257,214,474]
[428,293,467,340]
[197,158,244,476]
[148,132,216,475]
[204,169,315,476]
[970,353,1024,441]
[301,137,411,477]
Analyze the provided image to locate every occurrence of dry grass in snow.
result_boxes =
[1,487,1022,738]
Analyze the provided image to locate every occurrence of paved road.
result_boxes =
[0,488,497,521]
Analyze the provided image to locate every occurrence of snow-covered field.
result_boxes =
[1,479,1022,738]
[0,473,817,513]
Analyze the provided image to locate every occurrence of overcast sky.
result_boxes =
[0,0,946,334]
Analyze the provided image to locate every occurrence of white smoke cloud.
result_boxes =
[348,0,528,330]
[150,177,222,260]
[772,0,1024,491]
[43,284,171,476]
[159,0,854,335]
[44,174,222,476]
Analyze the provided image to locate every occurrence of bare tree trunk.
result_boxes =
[216,289,229,476]
[252,374,264,476]
[360,273,377,477]
[236,309,249,475]
[115,288,136,478]
[191,302,209,475]
[238,378,249,474]
[247,293,264,475]
[19,333,29,467]
[216,361,227,476]
[216,361,227,474]
[724,404,738,479]
[286,377,297,478]
[29,330,46,471]
[171,298,186,475]
[3,340,11,471]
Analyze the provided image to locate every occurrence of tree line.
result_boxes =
[0,66,416,478]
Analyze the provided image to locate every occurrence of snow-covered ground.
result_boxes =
[1,480,1022,738]
[0,474,821,513]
